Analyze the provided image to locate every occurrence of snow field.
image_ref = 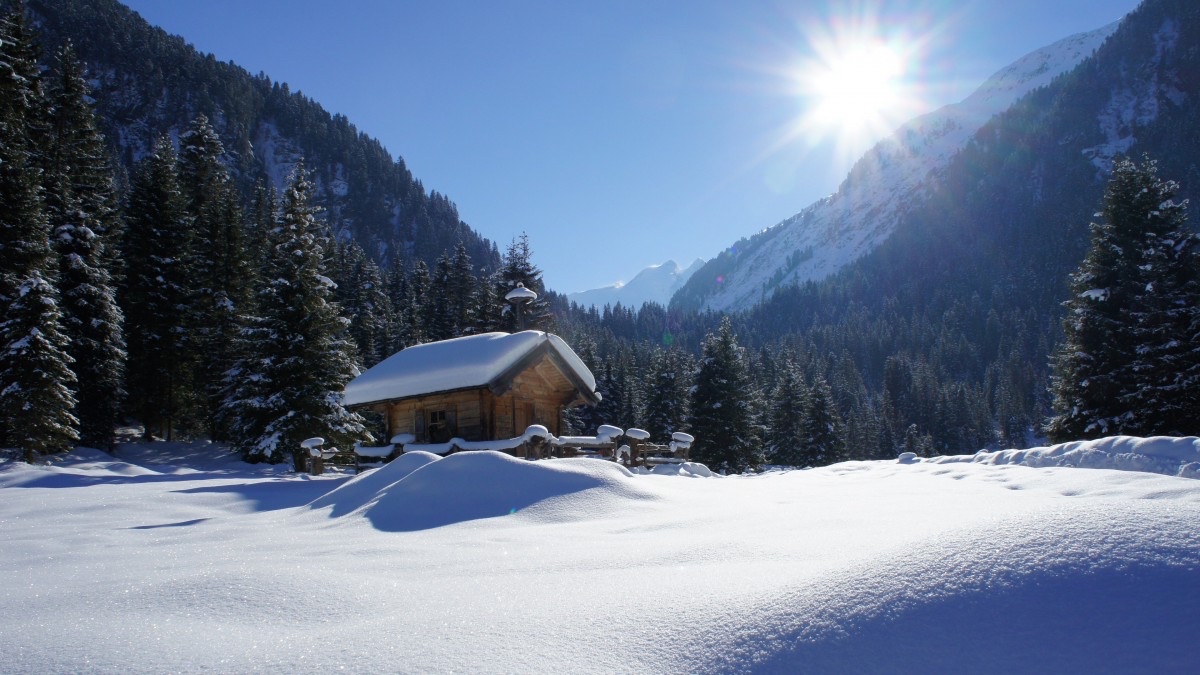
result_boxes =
[0,439,1197,673]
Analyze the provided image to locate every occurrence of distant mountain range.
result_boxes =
[672,21,1121,313]
[567,259,704,309]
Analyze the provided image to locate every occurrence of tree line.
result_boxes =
[5,0,1197,472]
[0,5,546,464]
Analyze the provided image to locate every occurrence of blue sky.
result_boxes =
[121,0,1138,294]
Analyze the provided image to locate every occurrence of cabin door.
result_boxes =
[514,399,534,435]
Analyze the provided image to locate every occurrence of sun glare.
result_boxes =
[786,12,932,164]
[805,41,905,133]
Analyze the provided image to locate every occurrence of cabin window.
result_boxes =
[427,409,456,443]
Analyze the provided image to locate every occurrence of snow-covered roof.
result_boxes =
[342,331,597,407]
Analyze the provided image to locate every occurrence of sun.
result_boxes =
[787,16,930,163]
[803,41,905,136]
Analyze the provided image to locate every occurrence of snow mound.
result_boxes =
[0,447,162,487]
[690,504,1200,673]
[634,461,716,478]
[314,451,656,531]
[306,450,442,516]
[930,435,1200,479]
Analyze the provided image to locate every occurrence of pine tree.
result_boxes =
[383,251,413,353]
[472,270,504,334]
[0,3,80,459]
[447,242,478,336]
[121,137,199,440]
[225,163,368,466]
[688,316,763,473]
[1117,175,1199,434]
[178,114,250,439]
[332,238,392,367]
[43,42,126,449]
[425,251,455,341]
[642,347,693,441]
[1047,156,1198,440]
[407,259,431,343]
[765,362,807,466]
[799,374,845,465]
[495,233,552,332]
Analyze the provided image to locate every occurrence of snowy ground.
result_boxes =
[1,437,1198,673]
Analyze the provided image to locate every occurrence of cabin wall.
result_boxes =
[373,352,587,444]
[386,392,486,442]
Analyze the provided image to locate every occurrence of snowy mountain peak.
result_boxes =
[674,20,1121,313]
[568,258,705,309]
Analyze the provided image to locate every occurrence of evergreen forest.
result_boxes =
[4,0,1200,473]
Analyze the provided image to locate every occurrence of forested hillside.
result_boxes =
[7,0,1199,471]
[556,0,1200,466]
[26,0,500,271]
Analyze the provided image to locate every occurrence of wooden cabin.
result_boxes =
[341,331,600,444]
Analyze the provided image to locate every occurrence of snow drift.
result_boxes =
[929,435,1200,479]
[308,450,657,531]
[1,437,1197,673]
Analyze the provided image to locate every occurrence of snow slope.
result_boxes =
[1,436,1197,672]
[568,258,705,310]
[683,22,1120,313]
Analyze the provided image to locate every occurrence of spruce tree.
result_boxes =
[688,316,763,473]
[44,42,126,449]
[494,233,552,332]
[799,374,845,465]
[472,270,504,334]
[407,259,431,343]
[425,251,455,341]
[765,362,808,466]
[383,251,414,352]
[447,242,478,336]
[1117,174,1198,434]
[178,114,250,439]
[226,163,368,466]
[643,347,692,441]
[0,3,80,459]
[1047,157,1197,440]
[121,137,199,440]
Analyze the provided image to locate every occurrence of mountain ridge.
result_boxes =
[25,0,501,272]
[567,258,704,309]
[672,20,1121,313]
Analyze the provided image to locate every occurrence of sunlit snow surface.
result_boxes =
[1,438,1197,673]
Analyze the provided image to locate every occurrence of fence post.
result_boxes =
[301,437,326,475]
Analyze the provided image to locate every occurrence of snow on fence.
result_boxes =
[301,426,695,474]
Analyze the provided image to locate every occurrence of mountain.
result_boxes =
[25,0,500,271]
[566,259,704,309]
[672,21,1120,313]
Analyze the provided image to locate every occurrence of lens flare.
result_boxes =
[791,14,930,165]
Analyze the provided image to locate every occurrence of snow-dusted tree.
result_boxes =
[765,361,807,466]
[0,3,80,459]
[0,0,45,305]
[178,114,250,439]
[406,259,431,344]
[472,270,504,334]
[688,316,763,473]
[1115,170,1199,434]
[43,42,126,449]
[446,242,478,336]
[1048,156,1197,440]
[331,238,392,367]
[642,346,693,441]
[494,233,552,332]
[383,251,415,352]
[799,374,845,465]
[121,137,199,440]
[425,251,455,342]
[224,163,368,466]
